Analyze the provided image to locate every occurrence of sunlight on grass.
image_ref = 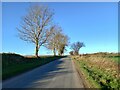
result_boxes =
[72,54,120,89]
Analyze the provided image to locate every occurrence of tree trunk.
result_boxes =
[58,51,61,56]
[35,40,39,57]
[53,48,56,56]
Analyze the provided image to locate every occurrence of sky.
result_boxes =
[2,2,118,55]
[1,0,119,2]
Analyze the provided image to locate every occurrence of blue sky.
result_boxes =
[2,2,118,55]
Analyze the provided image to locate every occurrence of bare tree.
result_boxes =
[17,5,54,57]
[45,25,61,56]
[46,25,69,56]
[69,51,74,55]
[57,34,69,56]
[58,44,66,56]
[71,41,85,55]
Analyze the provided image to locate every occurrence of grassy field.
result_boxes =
[2,53,65,80]
[72,53,120,89]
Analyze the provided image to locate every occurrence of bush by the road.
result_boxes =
[2,53,66,80]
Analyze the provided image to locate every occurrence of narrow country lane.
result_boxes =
[2,57,85,88]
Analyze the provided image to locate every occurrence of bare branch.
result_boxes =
[17,5,54,57]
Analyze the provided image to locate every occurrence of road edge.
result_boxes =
[72,59,90,89]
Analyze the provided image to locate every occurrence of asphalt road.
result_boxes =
[2,57,84,88]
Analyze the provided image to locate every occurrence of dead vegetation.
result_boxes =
[72,53,120,88]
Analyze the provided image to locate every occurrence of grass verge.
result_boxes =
[2,53,66,80]
[72,55,120,89]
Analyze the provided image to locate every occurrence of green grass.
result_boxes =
[72,55,120,89]
[2,53,66,80]
[74,59,100,88]
[111,56,120,64]
[105,56,120,64]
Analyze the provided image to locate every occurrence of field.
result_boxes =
[2,53,65,80]
[72,53,120,89]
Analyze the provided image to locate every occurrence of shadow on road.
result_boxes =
[3,57,72,88]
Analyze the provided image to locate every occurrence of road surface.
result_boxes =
[2,57,84,88]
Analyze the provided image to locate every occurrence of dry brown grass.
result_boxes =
[72,53,120,88]
[73,55,119,79]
